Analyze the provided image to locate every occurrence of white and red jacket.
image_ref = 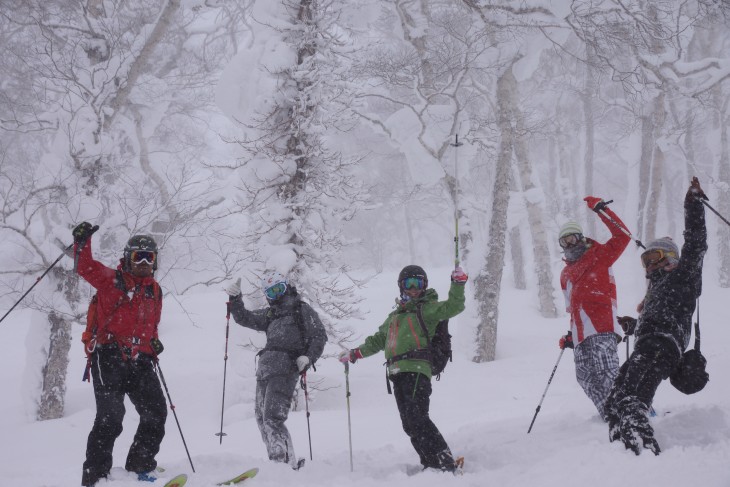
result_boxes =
[560,208,630,344]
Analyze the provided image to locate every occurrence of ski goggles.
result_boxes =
[640,249,676,268]
[558,233,583,249]
[401,276,426,290]
[130,250,156,265]
[264,282,287,300]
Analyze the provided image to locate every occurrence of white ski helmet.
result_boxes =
[260,271,288,300]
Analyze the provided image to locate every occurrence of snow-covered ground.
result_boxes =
[1,267,728,487]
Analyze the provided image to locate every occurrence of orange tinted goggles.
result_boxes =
[640,249,675,268]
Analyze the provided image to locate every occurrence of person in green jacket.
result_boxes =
[339,264,468,472]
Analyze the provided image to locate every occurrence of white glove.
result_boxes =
[296,355,310,373]
[225,277,242,297]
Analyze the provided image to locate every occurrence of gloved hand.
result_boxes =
[296,355,310,373]
[617,316,637,335]
[72,222,95,245]
[559,333,574,350]
[584,196,608,213]
[338,349,362,364]
[451,266,468,284]
[685,176,708,203]
[225,277,242,297]
[150,337,164,355]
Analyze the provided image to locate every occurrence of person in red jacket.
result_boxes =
[557,197,630,421]
[73,222,166,487]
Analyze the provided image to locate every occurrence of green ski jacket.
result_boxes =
[356,282,465,379]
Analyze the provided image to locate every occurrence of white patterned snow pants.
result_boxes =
[573,332,620,421]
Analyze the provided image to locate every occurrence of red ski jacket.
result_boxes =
[77,238,162,358]
[560,208,630,344]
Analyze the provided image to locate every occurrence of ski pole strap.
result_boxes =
[82,358,91,382]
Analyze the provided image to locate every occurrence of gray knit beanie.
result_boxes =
[645,237,680,264]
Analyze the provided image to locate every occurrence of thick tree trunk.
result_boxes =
[37,312,72,421]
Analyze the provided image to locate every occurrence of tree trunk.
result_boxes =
[473,66,515,363]
[643,95,666,244]
[509,226,526,290]
[513,79,557,318]
[637,114,654,239]
[581,44,597,236]
[718,104,730,287]
[37,312,72,421]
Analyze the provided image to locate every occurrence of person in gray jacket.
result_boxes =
[225,271,327,469]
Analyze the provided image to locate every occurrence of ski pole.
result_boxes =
[527,332,569,434]
[300,371,313,461]
[344,362,353,472]
[155,360,195,472]
[594,202,645,249]
[0,225,98,325]
[215,302,231,444]
[701,200,730,227]
[452,134,463,269]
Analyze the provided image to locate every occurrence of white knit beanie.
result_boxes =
[558,221,583,240]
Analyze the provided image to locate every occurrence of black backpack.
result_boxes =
[669,319,709,395]
[415,304,452,377]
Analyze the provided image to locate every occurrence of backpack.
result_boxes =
[415,304,452,377]
[669,320,709,395]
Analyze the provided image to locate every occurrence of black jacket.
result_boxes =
[635,197,707,352]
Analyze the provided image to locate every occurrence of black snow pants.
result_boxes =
[82,345,167,486]
[607,335,680,415]
[605,335,680,453]
[391,372,453,469]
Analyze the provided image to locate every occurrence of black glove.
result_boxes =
[559,334,574,350]
[685,176,708,203]
[150,337,164,356]
[617,316,637,336]
[72,222,95,245]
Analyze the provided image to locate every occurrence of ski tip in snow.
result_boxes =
[217,467,259,485]
[163,473,188,487]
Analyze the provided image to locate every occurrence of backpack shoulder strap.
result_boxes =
[415,303,431,349]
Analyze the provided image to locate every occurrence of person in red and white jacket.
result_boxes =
[73,222,166,487]
[557,197,630,421]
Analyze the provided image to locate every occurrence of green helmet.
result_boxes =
[123,234,158,271]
